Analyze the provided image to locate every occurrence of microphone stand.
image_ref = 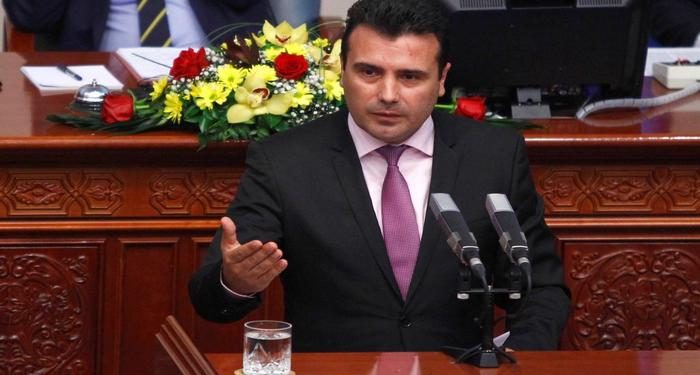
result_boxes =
[441,262,520,368]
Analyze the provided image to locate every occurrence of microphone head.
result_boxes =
[485,193,514,215]
[429,193,460,217]
[485,193,529,261]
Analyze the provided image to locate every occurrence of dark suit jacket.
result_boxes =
[651,0,700,46]
[2,0,274,50]
[188,109,570,352]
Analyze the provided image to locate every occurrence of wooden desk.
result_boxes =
[1,52,700,375]
[205,351,700,375]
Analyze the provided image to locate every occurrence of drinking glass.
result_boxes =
[243,320,292,375]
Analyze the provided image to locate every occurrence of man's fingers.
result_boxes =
[216,214,288,294]
[257,258,288,285]
[221,240,287,295]
[220,217,240,250]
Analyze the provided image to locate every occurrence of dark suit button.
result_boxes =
[400,317,412,328]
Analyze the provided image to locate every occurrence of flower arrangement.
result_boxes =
[49,21,538,148]
[49,21,345,147]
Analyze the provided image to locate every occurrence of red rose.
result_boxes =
[169,48,210,79]
[274,53,309,80]
[101,93,134,124]
[454,96,487,121]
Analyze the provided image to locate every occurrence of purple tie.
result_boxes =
[377,145,420,300]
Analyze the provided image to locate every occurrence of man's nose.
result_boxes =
[378,78,399,104]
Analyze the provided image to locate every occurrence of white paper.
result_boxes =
[645,47,700,76]
[116,47,186,80]
[20,65,123,94]
[494,331,510,348]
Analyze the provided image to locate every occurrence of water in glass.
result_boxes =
[243,324,291,375]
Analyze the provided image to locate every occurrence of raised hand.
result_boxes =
[219,217,288,295]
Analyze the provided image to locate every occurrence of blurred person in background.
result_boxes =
[2,0,319,51]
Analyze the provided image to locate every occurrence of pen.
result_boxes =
[57,64,83,81]
[131,52,172,68]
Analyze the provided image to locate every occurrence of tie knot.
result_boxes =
[377,145,408,166]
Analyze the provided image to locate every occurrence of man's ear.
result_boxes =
[438,62,452,97]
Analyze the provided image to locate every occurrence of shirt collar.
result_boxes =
[347,114,435,159]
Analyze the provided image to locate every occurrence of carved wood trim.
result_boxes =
[0,244,100,374]
[149,170,242,215]
[534,166,700,215]
[0,171,123,216]
[0,168,243,218]
[565,242,700,350]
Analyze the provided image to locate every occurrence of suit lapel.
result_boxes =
[405,115,461,304]
[330,117,404,300]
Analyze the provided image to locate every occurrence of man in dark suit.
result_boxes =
[2,0,274,50]
[651,0,700,47]
[189,0,570,352]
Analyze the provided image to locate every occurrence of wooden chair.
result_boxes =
[155,315,217,375]
[3,16,35,52]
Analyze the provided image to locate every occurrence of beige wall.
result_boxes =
[320,0,354,19]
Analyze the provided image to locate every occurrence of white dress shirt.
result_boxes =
[347,114,434,238]
[99,0,208,51]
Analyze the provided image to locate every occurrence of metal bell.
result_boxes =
[73,79,110,110]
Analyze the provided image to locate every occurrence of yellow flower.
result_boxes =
[306,45,323,63]
[322,40,342,75]
[264,47,284,62]
[226,71,293,123]
[227,89,293,123]
[163,92,183,123]
[150,76,169,100]
[191,82,229,110]
[217,64,246,90]
[246,65,278,88]
[312,38,329,49]
[291,82,313,108]
[283,43,306,56]
[253,20,308,47]
[323,71,344,101]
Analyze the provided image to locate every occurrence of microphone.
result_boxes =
[484,194,530,267]
[429,193,487,287]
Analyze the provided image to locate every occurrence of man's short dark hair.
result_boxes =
[341,0,450,75]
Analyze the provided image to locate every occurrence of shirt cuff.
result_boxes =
[219,269,255,299]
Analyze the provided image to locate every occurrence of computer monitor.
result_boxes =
[442,0,651,118]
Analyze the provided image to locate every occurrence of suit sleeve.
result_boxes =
[188,140,284,323]
[2,0,69,32]
[502,135,571,350]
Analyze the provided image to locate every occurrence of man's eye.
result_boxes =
[361,69,378,77]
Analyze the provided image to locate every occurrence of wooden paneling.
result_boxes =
[532,165,700,216]
[0,167,244,218]
[0,240,102,374]
[117,238,180,374]
[560,240,700,350]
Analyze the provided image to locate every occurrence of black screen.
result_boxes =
[443,0,650,117]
